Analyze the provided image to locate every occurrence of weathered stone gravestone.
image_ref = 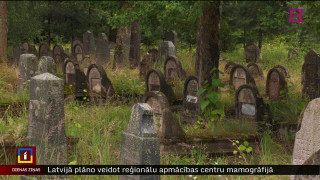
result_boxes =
[64,59,76,86]
[145,69,176,103]
[73,64,88,98]
[142,91,186,140]
[39,43,51,58]
[244,43,261,63]
[13,44,25,66]
[95,33,110,66]
[17,54,38,93]
[87,64,114,101]
[266,67,288,100]
[291,98,320,180]
[73,44,84,62]
[302,50,320,99]
[224,61,237,74]
[83,31,95,56]
[71,38,82,55]
[235,84,265,122]
[230,65,256,90]
[82,56,92,76]
[288,48,299,60]
[164,56,186,81]
[22,42,37,56]
[147,48,158,63]
[53,45,68,69]
[181,76,199,124]
[247,63,264,81]
[274,65,290,78]
[139,53,154,78]
[165,30,178,50]
[158,41,176,63]
[28,73,66,165]
[119,103,160,180]
[37,56,56,75]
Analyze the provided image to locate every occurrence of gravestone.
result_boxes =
[147,48,158,63]
[302,50,320,99]
[181,76,199,124]
[224,61,237,74]
[73,64,88,98]
[95,33,110,66]
[164,56,186,81]
[64,48,70,56]
[39,43,51,58]
[17,54,38,93]
[165,30,178,50]
[74,44,84,62]
[119,103,160,180]
[22,42,37,56]
[13,45,24,66]
[82,56,92,76]
[142,91,186,140]
[247,63,264,81]
[37,56,56,75]
[291,98,320,180]
[71,38,82,56]
[28,73,66,165]
[244,43,261,63]
[230,65,256,90]
[113,26,131,69]
[266,68,288,100]
[139,54,154,77]
[274,65,290,78]
[83,31,95,56]
[63,59,76,86]
[158,41,176,63]
[87,64,114,101]
[235,84,265,122]
[145,69,176,103]
[53,45,67,69]
[288,48,299,60]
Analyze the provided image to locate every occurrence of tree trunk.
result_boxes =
[258,28,262,51]
[129,20,141,69]
[197,1,221,88]
[243,26,246,49]
[0,1,7,61]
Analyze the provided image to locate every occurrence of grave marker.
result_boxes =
[247,63,264,81]
[139,53,154,77]
[181,76,200,124]
[95,33,110,66]
[39,43,51,58]
[224,61,237,74]
[164,56,186,81]
[83,31,95,56]
[244,43,261,63]
[17,54,38,93]
[74,64,88,98]
[63,59,76,86]
[53,45,67,68]
[147,48,159,63]
[158,41,176,63]
[165,30,178,50]
[22,42,37,56]
[274,65,290,78]
[74,44,84,62]
[230,65,256,90]
[266,68,288,100]
[302,50,320,99]
[37,56,56,75]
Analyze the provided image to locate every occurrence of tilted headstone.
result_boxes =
[247,63,264,81]
[142,91,186,140]
[53,45,68,69]
[288,48,299,60]
[63,59,76,86]
[181,76,200,124]
[145,69,176,103]
[235,84,265,122]
[147,48,159,63]
[87,64,114,101]
[274,65,290,78]
[224,61,237,74]
[95,33,110,66]
[230,65,256,90]
[302,50,320,99]
[37,56,56,75]
[266,67,288,100]
[291,98,320,180]
[17,54,38,93]
[158,41,176,63]
[39,43,51,58]
[119,103,160,180]
[28,73,66,165]
[83,31,95,56]
[139,54,154,78]
[164,56,186,81]
[244,43,261,63]
[165,30,178,51]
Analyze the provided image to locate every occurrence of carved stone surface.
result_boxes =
[17,54,38,93]
[39,43,51,58]
[230,65,256,90]
[83,31,95,56]
[247,63,264,81]
[274,65,290,78]
[53,45,68,69]
[139,54,154,77]
[302,50,320,99]
[37,56,56,76]
[95,33,110,66]
[266,68,287,100]
[158,41,176,63]
[244,43,261,63]
[147,48,158,63]
[165,30,178,50]
[63,59,76,86]
[181,76,200,124]
[224,61,237,74]
[164,56,186,81]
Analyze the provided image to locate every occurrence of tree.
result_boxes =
[0,1,7,61]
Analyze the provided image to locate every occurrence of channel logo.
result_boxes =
[17,147,36,165]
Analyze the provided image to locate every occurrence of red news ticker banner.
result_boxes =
[0,165,44,175]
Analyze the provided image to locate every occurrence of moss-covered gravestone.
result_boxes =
[17,54,38,93]
[37,56,57,76]
[230,65,256,90]
[28,73,66,165]
[119,103,160,180]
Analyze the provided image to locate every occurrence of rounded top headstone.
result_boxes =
[230,64,256,89]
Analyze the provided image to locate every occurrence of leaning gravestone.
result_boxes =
[63,59,76,86]
[235,84,265,122]
[39,43,51,58]
[302,50,320,99]
[142,91,186,140]
[139,53,154,78]
[28,73,66,165]
[53,45,67,69]
[165,30,178,50]
[145,69,176,103]
[181,76,199,124]
[288,48,299,60]
[119,103,160,180]
[83,31,95,56]
[164,56,186,81]
[291,98,320,180]
[230,65,256,90]
[247,63,264,81]
[244,43,261,63]
[158,41,176,63]
[224,61,237,74]
[17,54,38,93]
[148,48,159,63]
[87,64,114,101]
[37,56,57,75]
[95,33,110,66]
[266,67,288,100]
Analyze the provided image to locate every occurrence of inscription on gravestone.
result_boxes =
[186,79,198,104]
[148,72,161,91]
[74,44,83,62]
[269,71,280,98]
[146,97,162,131]
[165,59,178,80]
[232,67,247,90]
[89,68,102,94]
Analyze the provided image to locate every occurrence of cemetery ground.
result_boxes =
[0,39,314,180]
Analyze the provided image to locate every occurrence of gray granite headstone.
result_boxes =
[119,103,160,180]
[28,73,67,165]
[244,43,261,63]
[37,56,56,75]
[291,98,320,180]
[302,50,320,99]
[158,41,176,63]
[17,54,38,93]
[83,31,95,56]
[95,33,110,66]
